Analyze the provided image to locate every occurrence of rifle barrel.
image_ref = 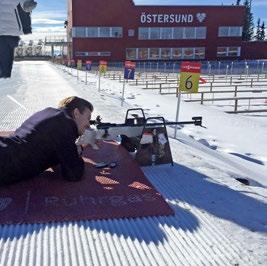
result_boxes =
[94,117,202,129]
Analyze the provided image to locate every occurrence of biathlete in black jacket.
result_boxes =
[0,96,93,185]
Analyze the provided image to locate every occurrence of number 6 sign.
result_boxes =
[179,62,201,93]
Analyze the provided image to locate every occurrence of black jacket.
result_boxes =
[0,107,84,185]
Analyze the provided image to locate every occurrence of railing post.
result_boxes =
[210,82,213,92]
[250,78,253,88]
[234,85,238,97]
[234,99,238,112]
[146,80,148,89]
[201,92,204,104]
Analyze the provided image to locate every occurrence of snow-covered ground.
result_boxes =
[0,61,266,265]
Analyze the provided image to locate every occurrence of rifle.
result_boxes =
[76,108,202,150]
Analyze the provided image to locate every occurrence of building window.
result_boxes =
[228,47,241,57]
[99,27,110,37]
[217,47,241,57]
[184,27,195,39]
[172,48,182,59]
[161,28,173,39]
[99,51,111,56]
[138,27,207,40]
[75,51,111,57]
[196,27,206,39]
[74,27,86,37]
[173,27,183,39]
[138,48,148,60]
[138,28,149,40]
[195,47,205,59]
[218,26,242,37]
[149,48,160,59]
[229,26,242,37]
[150,28,160,39]
[75,51,88,56]
[73,26,122,38]
[218,27,228,37]
[217,47,227,57]
[126,47,205,60]
[183,48,194,59]
[111,27,122,38]
[87,52,99,56]
[87,27,98,37]
[161,48,172,59]
[126,48,137,60]
[128,29,135,37]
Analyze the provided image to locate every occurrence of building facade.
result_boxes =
[68,0,262,62]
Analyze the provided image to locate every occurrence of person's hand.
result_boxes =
[22,0,37,12]
[76,129,99,150]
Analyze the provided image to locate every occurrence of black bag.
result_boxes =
[17,4,32,34]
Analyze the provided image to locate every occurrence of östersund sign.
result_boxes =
[140,12,207,24]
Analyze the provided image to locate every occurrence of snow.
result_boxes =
[68,64,267,187]
[0,61,267,265]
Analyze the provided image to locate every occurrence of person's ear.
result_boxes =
[73,108,80,119]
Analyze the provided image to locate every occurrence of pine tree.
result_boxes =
[242,0,254,41]
[260,22,265,40]
[236,0,241,5]
[255,18,261,40]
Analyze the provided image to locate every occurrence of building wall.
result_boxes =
[242,41,267,59]
[69,0,246,61]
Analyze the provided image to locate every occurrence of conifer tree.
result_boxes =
[242,0,254,41]
[255,18,261,40]
[260,22,265,40]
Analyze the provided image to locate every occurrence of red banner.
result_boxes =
[125,61,136,69]
[181,62,201,74]
[99,60,107,65]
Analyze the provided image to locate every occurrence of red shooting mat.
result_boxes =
[0,132,174,224]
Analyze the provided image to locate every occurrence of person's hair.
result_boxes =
[58,96,93,117]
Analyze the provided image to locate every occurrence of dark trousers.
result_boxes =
[0,137,22,186]
[0,36,20,78]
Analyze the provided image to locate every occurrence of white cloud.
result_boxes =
[32,10,67,20]
[29,9,67,39]
[33,27,66,33]
[21,26,66,43]
[32,18,64,25]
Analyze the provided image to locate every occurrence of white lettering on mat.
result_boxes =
[44,193,157,208]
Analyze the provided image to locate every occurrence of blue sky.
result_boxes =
[30,0,267,37]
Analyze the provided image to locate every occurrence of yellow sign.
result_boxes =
[99,60,107,74]
[179,62,201,93]
[99,65,107,74]
[77,59,82,70]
